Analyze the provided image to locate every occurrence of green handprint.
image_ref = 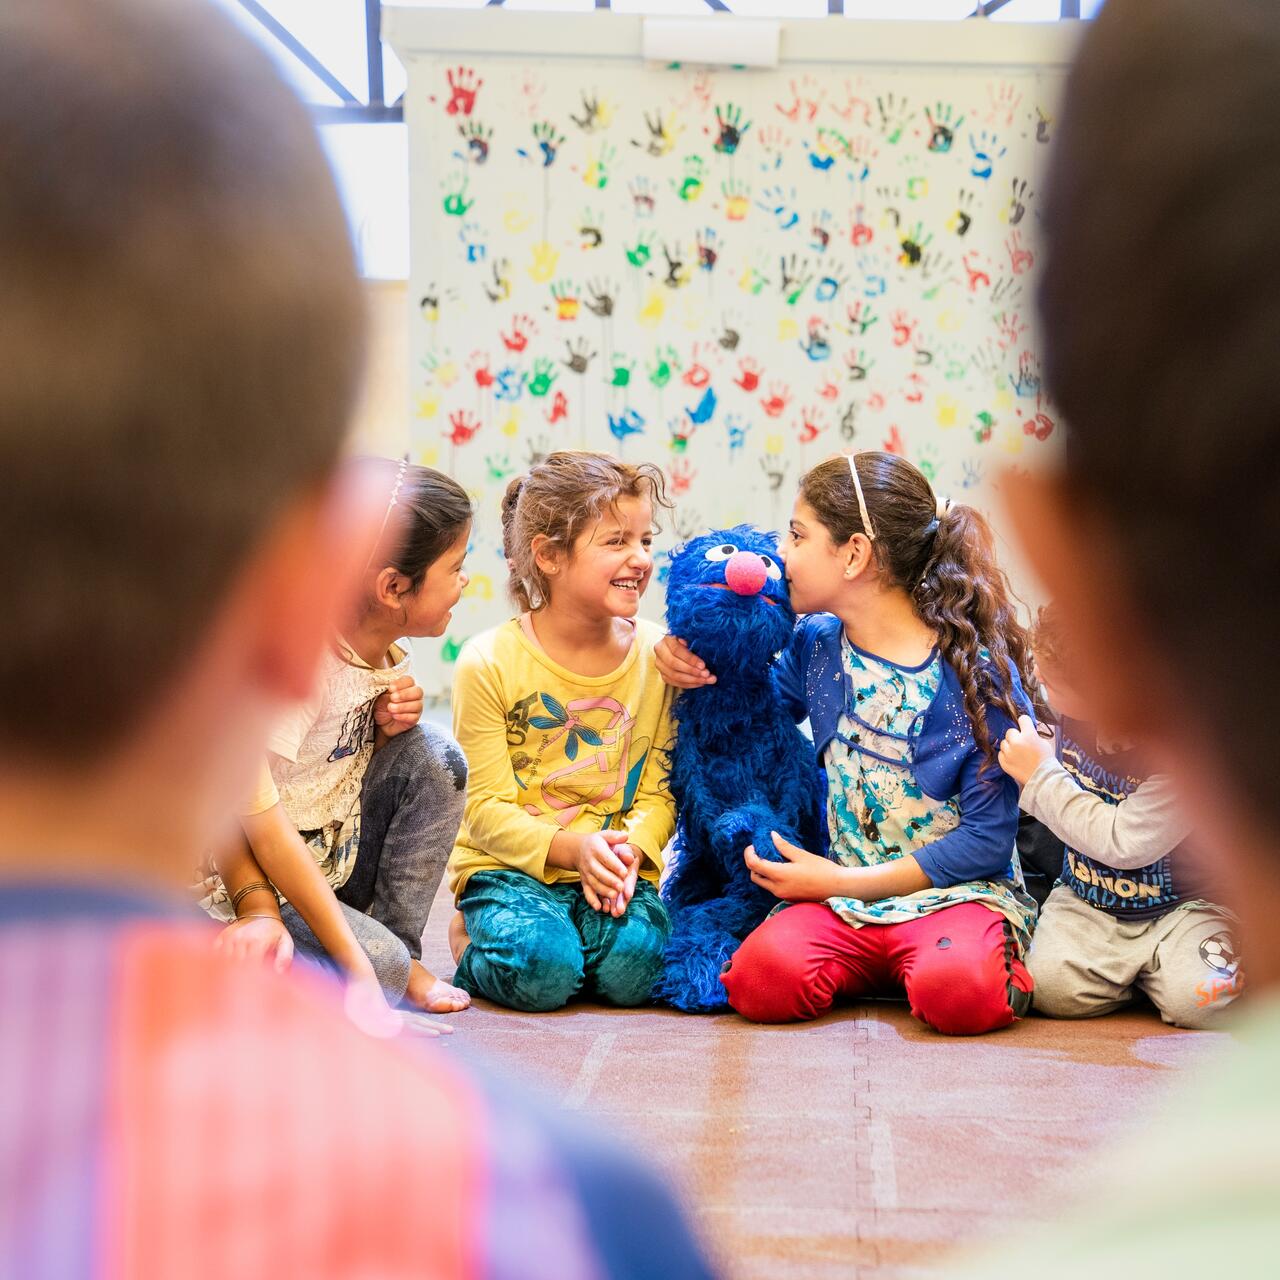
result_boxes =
[528,357,557,398]
[676,155,705,203]
[610,355,635,389]
[647,345,679,389]
[626,234,654,269]
[442,176,473,217]
[584,142,617,190]
[532,121,564,168]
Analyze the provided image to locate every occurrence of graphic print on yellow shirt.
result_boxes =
[448,618,676,897]
[506,690,651,829]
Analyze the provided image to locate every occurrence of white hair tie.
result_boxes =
[846,453,876,541]
[935,493,950,521]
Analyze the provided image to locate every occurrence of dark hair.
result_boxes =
[800,452,1035,770]
[501,450,671,612]
[1031,601,1073,681]
[0,0,362,760]
[1038,0,1280,815]
[370,460,473,592]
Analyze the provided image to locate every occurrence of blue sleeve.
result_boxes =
[912,744,1022,887]
[769,616,810,725]
[913,666,1030,888]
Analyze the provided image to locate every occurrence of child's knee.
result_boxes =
[592,920,667,1007]
[720,926,816,1023]
[908,953,1028,1036]
[417,723,468,795]
[468,926,585,1012]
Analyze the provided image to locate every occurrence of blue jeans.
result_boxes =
[454,869,671,1012]
[285,724,467,1000]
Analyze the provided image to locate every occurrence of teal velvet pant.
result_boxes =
[453,869,671,1012]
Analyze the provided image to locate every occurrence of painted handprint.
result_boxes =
[445,409,481,446]
[968,130,1007,181]
[696,227,719,272]
[608,407,646,442]
[734,357,763,393]
[890,310,918,348]
[563,338,596,374]
[1005,230,1034,275]
[545,389,570,425]
[800,317,832,362]
[876,93,914,145]
[585,278,617,318]
[483,257,512,304]
[583,142,616,190]
[795,405,829,445]
[758,184,800,231]
[457,119,492,165]
[634,107,678,158]
[609,354,636,389]
[501,313,535,352]
[528,357,557,398]
[667,458,696,496]
[760,381,792,419]
[675,155,706,203]
[681,341,715,389]
[442,175,473,218]
[714,102,751,155]
[647,345,679,390]
[527,241,559,284]
[445,66,482,117]
[550,280,580,321]
[570,89,611,134]
[925,102,964,153]
[779,253,813,306]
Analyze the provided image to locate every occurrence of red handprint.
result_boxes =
[849,206,874,247]
[681,341,714,388]
[545,389,569,424]
[795,405,828,445]
[469,351,494,389]
[760,381,792,419]
[884,425,904,455]
[734,357,763,393]
[668,457,696,496]
[445,409,481,445]
[963,252,991,293]
[816,377,840,401]
[1023,411,1055,441]
[1006,230,1034,276]
[501,313,535,353]
[903,371,926,405]
[890,310,917,349]
[445,66,482,117]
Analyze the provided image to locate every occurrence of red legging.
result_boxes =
[721,901,1032,1036]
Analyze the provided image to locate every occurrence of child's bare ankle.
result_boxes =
[406,958,471,1014]
[447,910,470,965]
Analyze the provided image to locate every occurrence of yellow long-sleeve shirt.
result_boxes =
[448,617,676,898]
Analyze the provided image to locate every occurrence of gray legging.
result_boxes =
[281,723,467,1001]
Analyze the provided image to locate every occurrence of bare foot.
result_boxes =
[448,909,471,965]
[405,958,470,1014]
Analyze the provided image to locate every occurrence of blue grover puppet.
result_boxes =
[654,526,824,1012]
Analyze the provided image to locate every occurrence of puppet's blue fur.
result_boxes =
[654,526,824,1012]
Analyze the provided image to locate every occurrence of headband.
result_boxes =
[846,453,876,541]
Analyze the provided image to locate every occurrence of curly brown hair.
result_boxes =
[799,452,1035,771]
[500,450,671,612]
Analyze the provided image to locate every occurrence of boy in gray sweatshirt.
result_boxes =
[998,605,1240,1029]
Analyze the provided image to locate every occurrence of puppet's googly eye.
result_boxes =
[759,555,783,580]
[703,544,737,562]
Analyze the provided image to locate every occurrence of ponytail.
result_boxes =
[914,502,1036,771]
[799,452,1034,772]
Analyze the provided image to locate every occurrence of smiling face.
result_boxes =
[665,525,795,672]
[549,494,655,619]
[398,522,471,638]
[780,496,856,615]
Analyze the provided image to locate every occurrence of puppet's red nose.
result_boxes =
[725,551,767,595]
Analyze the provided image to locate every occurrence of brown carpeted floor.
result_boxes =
[421,884,1224,1279]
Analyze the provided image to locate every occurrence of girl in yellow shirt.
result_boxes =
[447,451,676,1011]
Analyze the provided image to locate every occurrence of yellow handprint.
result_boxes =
[639,287,666,327]
[528,240,559,283]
